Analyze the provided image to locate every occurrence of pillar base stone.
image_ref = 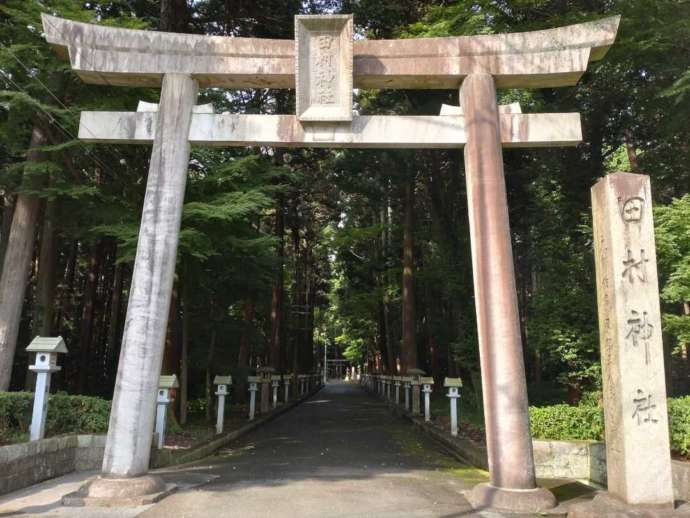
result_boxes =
[568,493,688,518]
[466,482,557,514]
[62,475,176,507]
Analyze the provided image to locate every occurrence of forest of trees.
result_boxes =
[0,0,689,418]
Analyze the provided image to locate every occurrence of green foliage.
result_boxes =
[668,397,690,456]
[530,404,605,442]
[0,392,110,443]
[578,390,603,407]
[186,398,209,417]
[655,195,690,352]
[530,397,690,455]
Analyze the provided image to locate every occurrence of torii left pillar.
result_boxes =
[88,74,198,499]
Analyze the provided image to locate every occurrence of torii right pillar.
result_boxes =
[461,73,557,513]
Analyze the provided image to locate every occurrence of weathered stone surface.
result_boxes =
[295,15,353,121]
[63,476,176,507]
[42,13,619,89]
[465,482,557,514]
[592,173,674,506]
[568,493,688,518]
[439,102,522,115]
[85,475,166,499]
[0,434,106,495]
[78,112,582,149]
[533,439,605,485]
[461,72,544,505]
[102,74,198,478]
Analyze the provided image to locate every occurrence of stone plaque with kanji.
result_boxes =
[295,15,353,122]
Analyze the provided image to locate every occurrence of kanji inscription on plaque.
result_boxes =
[295,15,353,122]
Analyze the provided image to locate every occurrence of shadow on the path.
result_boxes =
[176,383,478,493]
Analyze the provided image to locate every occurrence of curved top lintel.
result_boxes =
[41,13,620,90]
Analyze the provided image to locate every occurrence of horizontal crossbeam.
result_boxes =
[78,112,582,149]
[42,14,619,89]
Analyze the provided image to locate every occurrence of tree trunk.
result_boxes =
[55,240,77,332]
[162,275,181,421]
[105,262,124,388]
[402,182,417,372]
[0,195,16,271]
[78,241,104,393]
[26,199,58,392]
[162,275,180,375]
[291,217,303,375]
[205,328,217,422]
[0,126,47,391]
[302,238,314,373]
[179,280,190,425]
[160,0,189,32]
[269,197,285,370]
[238,299,253,368]
[379,203,395,374]
[32,199,57,338]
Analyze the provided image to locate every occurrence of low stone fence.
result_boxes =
[0,382,323,496]
[411,417,690,501]
[533,439,690,502]
[533,439,607,486]
[0,434,105,495]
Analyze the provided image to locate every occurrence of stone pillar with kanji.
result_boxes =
[592,172,673,507]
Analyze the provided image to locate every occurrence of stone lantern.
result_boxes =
[444,377,463,436]
[257,366,274,414]
[298,374,307,395]
[402,376,412,411]
[407,368,425,415]
[271,375,281,408]
[155,375,178,449]
[420,376,434,422]
[283,373,292,402]
[394,376,402,406]
[26,336,68,441]
[247,375,259,420]
[214,375,232,434]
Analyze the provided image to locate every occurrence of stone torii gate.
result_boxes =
[42,13,619,512]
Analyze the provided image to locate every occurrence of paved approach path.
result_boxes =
[142,382,486,518]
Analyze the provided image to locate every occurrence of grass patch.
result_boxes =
[447,466,489,484]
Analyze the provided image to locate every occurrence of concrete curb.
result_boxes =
[0,385,324,497]
[378,395,490,470]
[370,388,690,503]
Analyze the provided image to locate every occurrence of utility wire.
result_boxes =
[0,42,131,178]
[0,67,119,180]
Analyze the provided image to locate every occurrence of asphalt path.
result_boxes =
[141,381,484,518]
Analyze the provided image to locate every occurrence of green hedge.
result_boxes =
[669,396,690,456]
[530,396,690,455]
[529,404,605,442]
[0,392,110,444]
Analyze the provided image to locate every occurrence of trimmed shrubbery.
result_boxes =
[529,404,605,442]
[0,392,110,444]
[668,396,690,456]
[529,395,690,456]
